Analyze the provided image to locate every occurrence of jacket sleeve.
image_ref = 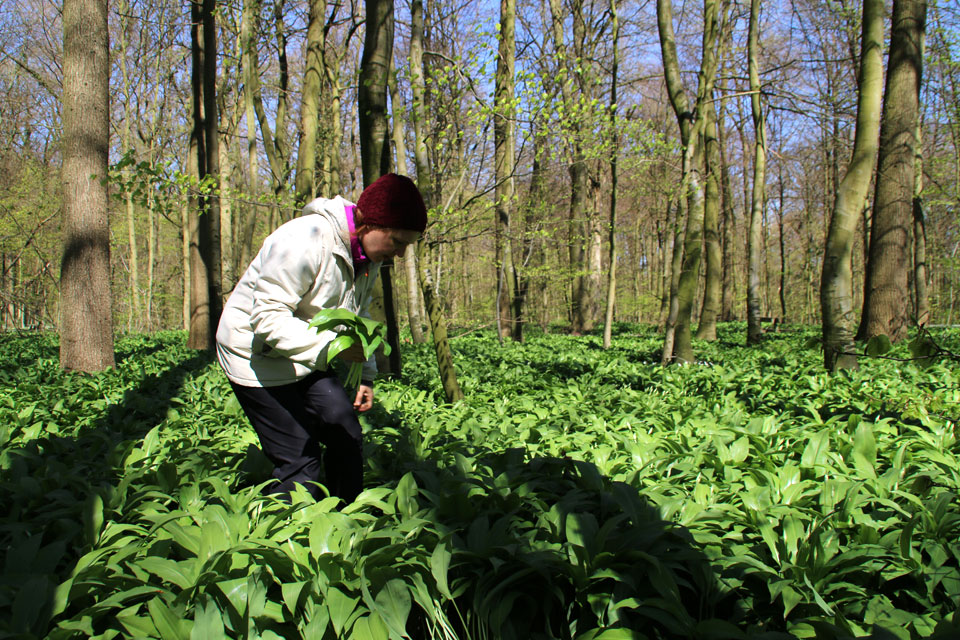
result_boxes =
[248,222,337,369]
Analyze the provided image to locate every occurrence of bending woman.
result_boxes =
[216,173,426,504]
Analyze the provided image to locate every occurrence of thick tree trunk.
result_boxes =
[358,0,402,377]
[821,0,884,370]
[60,0,114,371]
[697,94,722,340]
[664,0,719,364]
[187,0,222,351]
[858,0,926,343]
[295,0,325,206]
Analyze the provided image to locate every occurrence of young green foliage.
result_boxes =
[308,308,391,388]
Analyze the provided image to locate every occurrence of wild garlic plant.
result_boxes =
[308,308,390,388]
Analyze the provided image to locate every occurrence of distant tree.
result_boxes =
[821,0,884,371]
[858,0,927,343]
[60,0,114,371]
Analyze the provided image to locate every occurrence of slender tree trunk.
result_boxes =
[388,57,426,344]
[821,0,884,370]
[777,162,787,322]
[187,0,222,351]
[913,108,929,326]
[418,241,463,402]
[494,0,517,340]
[409,0,462,400]
[746,0,765,345]
[602,0,619,349]
[240,0,260,270]
[119,3,140,332]
[858,0,926,343]
[60,0,114,371]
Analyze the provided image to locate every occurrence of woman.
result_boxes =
[216,173,426,504]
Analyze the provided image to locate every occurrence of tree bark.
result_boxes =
[857,0,926,343]
[358,0,402,377]
[821,0,884,370]
[60,0,114,371]
[660,0,719,364]
[696,91,722,340]
[388,56,426,344]
[494,0,517,341]
[602,0,620,349]
[187,0,222,351]
[746,0,765,346]
[295,0,325,206]
[409,0,462,400]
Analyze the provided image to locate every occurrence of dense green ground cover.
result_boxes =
[0,325,958,639]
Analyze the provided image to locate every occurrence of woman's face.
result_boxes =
[359,227,420,262]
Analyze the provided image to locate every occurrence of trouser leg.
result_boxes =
[230,371,363,503]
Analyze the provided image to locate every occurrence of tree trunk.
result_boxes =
[119,2,140,332]
[187,0,222,351]
[913,110,929,326]
[746,0,765,346]
[602,0,619,350]
[495,0,517,341]
[418,241,463,403]
[388,56,426,344]
[409,0,462,399]
[660,0,719,364]
[358,0,402,377]
[821,0,884,370]
[857,0,926,343]
[60,0,114,371]
[697,91,722,340]
[295,0,325,206]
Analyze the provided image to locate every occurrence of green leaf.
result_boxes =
[325,586,360,636]
[84,493,104,546]
[309,308,363,333]
[865,335,892,356]
[190,596,225,640]
[326,334,358,365]
[147,597,189,640]
[430,542,453,600]
[373,579,411,638]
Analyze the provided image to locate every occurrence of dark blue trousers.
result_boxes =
[230,371,363,503]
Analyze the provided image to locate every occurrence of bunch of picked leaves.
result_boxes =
[308,308,390,388]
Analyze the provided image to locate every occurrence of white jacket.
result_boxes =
[216,196,381,387]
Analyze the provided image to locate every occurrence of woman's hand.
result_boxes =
[353,383,374,412]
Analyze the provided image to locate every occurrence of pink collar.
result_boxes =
[344,204,369,265]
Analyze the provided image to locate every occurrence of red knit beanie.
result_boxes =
[356,173,427,232]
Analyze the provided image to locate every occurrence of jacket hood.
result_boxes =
[301,196,354,263]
